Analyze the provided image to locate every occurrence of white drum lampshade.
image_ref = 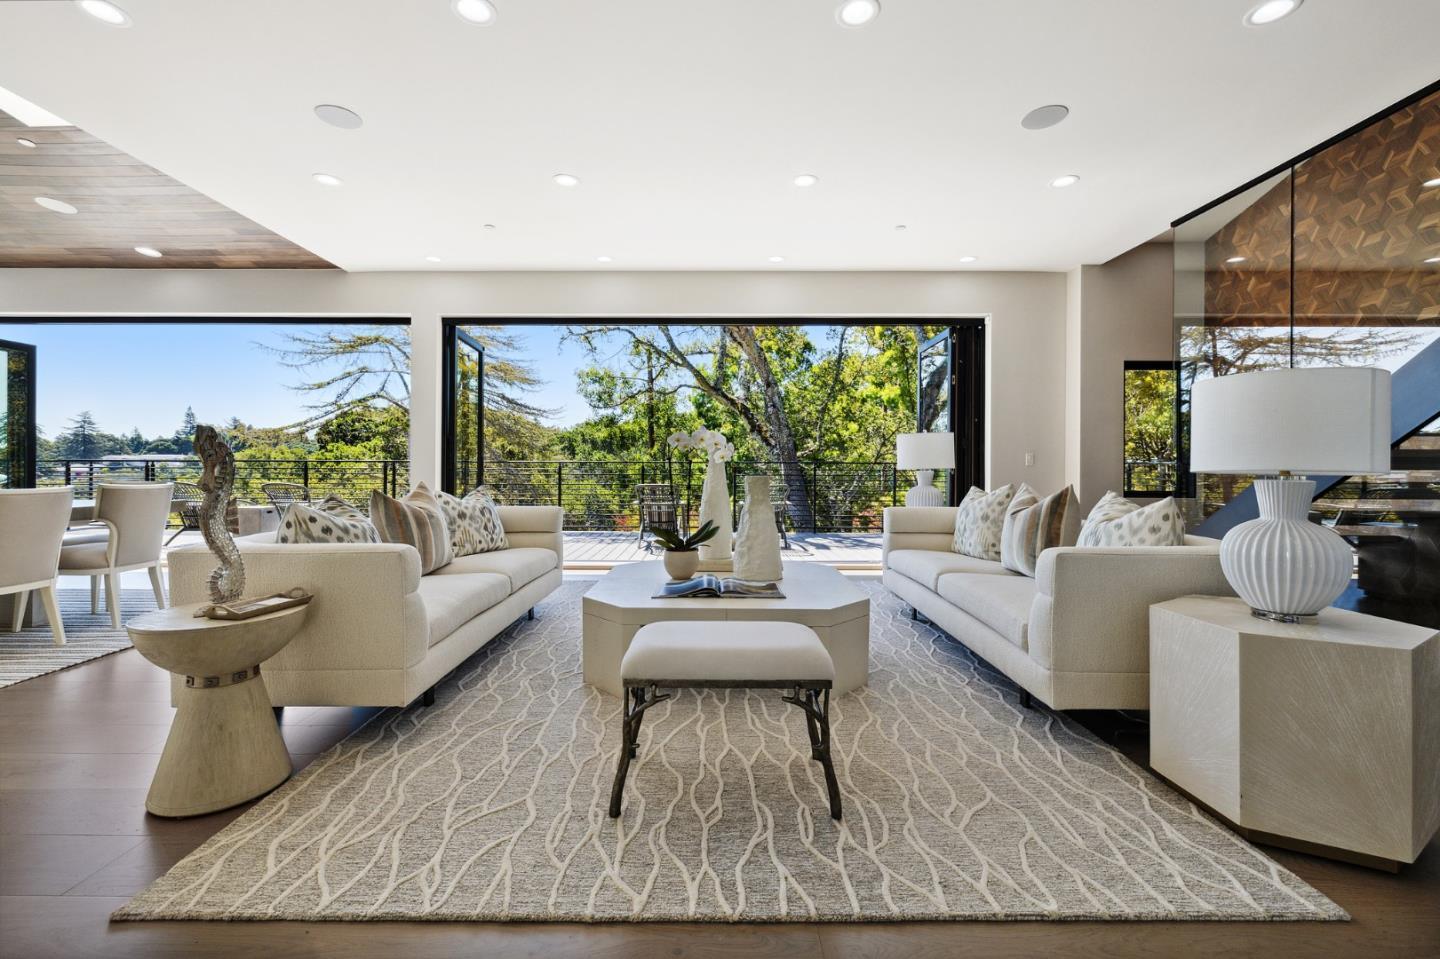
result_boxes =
[896,432,955,507]
[1191,367,1391,621]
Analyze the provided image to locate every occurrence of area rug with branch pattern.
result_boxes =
[114,579,1346,922]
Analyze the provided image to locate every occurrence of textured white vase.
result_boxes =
[733,475,783,582]
[696,451,732,562]
[1219,478,1353,621]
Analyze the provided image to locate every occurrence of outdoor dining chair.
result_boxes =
[635,482,681,552]
[262,482,312,513]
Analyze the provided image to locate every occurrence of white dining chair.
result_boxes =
[58,482,172,628]
[0,487,75,645]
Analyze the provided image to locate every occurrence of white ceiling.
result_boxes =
[1,0,1438,273]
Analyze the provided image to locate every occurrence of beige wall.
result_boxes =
[0,268,1068,494]
[1063,244,1175,512]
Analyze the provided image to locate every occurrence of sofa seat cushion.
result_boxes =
[886,548,1009,590]
[416,572,511,646]
[429,547,558,592]
[935,572,1037,651]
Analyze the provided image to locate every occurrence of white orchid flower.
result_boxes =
[689,428,710,447]
[667,431,692,450]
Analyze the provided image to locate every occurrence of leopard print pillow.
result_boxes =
[434,486,509,556]
[276,494,379,544]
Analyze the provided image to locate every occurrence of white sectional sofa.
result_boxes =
[168,505,564,708]
[882,505,1233,710]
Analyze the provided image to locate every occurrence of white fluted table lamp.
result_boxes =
[1190,367,1390,622]
[896,432,955,507]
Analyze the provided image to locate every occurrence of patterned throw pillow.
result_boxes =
[951,484,1016,561]
[1077,490,1138,547]
[433,485,509,556]
[276,495,379,545]
[1082,495,1185,548]
[1001,485,1080,577]
[369,486,454,574]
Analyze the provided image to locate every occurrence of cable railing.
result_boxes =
[476,460,932,533]
[36,458,407,504]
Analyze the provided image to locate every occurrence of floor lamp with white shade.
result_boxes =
[896,432,955,507]
[1190,367,1391,622]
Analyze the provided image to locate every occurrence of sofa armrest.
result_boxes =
[499,505,565,566]
[882,506,957,566]
[1028,545,1234,674]
[167,540,428,670]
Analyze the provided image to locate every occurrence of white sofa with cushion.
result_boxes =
[168,505,564,708]
[882,505,1232,710]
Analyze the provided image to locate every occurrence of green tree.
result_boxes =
[55,411,118,460]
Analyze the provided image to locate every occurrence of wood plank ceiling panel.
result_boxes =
[0,111,334,268]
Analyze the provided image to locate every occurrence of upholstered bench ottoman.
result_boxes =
[608,620,842,820]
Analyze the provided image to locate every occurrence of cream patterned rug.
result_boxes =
[0,589,157,688]
[115,580,1345,922]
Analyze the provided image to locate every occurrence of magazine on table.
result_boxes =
[653,575,785,600]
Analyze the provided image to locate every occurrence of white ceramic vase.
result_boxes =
[1219,478,1353,621]
[697,451,732,561]
[733,475,783,582]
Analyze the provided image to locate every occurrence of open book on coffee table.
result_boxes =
[653,575,785,600]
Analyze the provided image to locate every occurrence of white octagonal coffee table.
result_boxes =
[582,561,871,696]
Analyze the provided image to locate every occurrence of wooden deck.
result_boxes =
[563,530,882,568]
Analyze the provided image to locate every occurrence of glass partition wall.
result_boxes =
[1173,85,1440,618]
[1,338,36,488]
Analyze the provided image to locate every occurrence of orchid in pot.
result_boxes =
[651,521,720,580]
[667,428,736,561]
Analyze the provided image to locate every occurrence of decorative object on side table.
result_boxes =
[191,424,246,616]
[733,474,784,582]
[669,427,736,563]
[896,431,955,507]
[1150,595,1439,870]
[1190,367,1390,622]
[650,520,720,580]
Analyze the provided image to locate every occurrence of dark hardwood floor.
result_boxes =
[2,642,1436,959]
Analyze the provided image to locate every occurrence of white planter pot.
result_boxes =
[662,549,700,581]
[1219,478,1354,621]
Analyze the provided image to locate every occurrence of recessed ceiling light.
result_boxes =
[1226,256,1248,264]
[134,246,162,258]
[793,174,819,188]
[76,0,130,27]
[1243,0,1302,26]
[34,196,78,215]
[1049,174,1080,188]
[425,255,442,263]
[894,224,907,231]
[1426,256,1440,264]
[768,256,786,263]
[836,0,880,27]
[1021,104,1070,131]
[453,0,497,24]
[312,172,343,187]
[596,255,613,263]
[482,223,496,230]
[553,173,580,187]
[1423,177,1440,188]
[958,255,978,264]
[16,137,36,148]
[314,104,363,130]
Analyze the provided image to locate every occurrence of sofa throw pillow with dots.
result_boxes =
[1077,490,1138,547]
[276,494,379,545]
[434,484,509,556]
[1082,495,1185,548]
[950,484,1016,561]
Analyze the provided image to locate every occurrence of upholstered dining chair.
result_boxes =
[58,482,172,628]
[0,487,74,645]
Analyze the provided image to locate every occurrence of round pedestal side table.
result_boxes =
[126,601,309,818]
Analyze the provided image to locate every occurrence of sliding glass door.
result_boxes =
[916,322,985,503]
[442,326,485,494]
[1,339,36,489]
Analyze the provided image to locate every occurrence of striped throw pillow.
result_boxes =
[1000,485,1080,577]
[276,495,379,545]
[370,486,454,574]
[434,485,509,556]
